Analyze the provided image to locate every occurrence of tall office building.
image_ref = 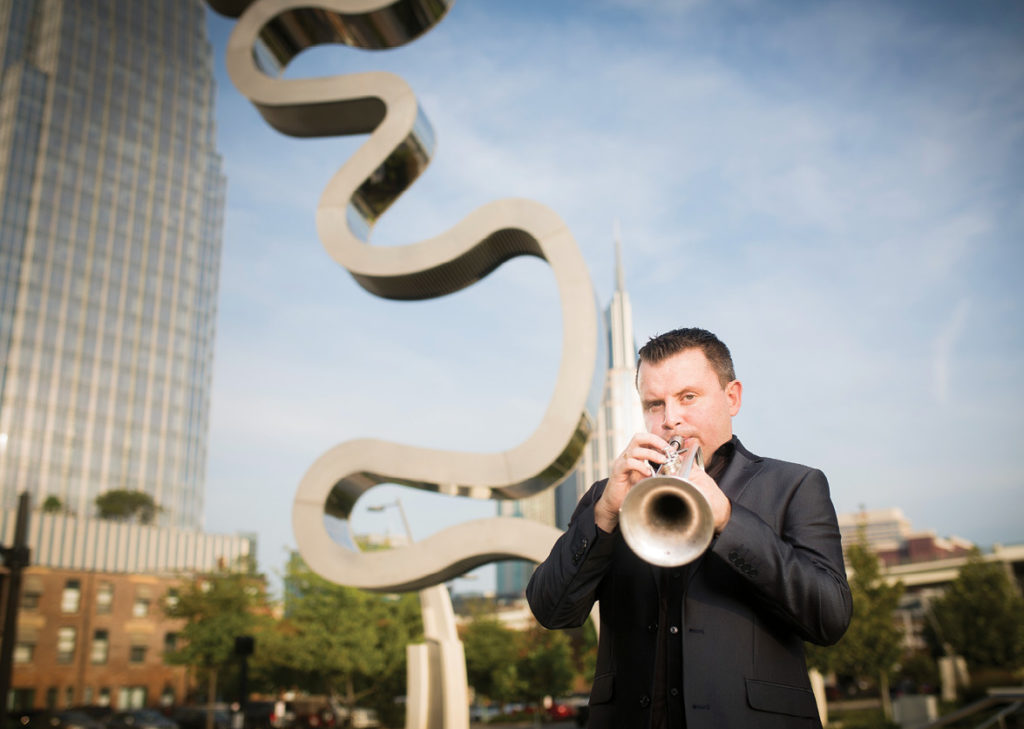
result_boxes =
[495,230,643,597]
[0,0,225,529]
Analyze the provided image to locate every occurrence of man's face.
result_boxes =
[637,348,742,461]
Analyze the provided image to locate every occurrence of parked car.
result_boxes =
[66,708,112,724]
[546,702,574,721]
[331,708,379,729]
[468,704,500,723]
[104,710,179,729]
[168,706,231,729]
[55,711,106,729]
[8,710,58,729]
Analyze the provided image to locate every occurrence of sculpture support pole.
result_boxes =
[406,585,467,729]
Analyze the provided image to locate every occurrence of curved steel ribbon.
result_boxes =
[218,0,600,592]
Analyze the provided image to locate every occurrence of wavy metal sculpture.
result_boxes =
[213,0,600,593]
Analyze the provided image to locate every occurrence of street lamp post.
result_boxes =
[0,492,32,725]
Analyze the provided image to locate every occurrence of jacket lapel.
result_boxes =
[686,437,763,585]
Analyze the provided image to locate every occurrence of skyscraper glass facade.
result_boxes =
[0,0,225,529]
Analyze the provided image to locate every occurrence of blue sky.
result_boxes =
[201,0,1024,595]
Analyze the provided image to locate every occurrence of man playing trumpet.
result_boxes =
[527,327,852,729]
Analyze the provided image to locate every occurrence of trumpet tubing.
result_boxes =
[619,439,714,567]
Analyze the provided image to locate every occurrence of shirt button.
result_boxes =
[670,688,680,697]
[669,626,679,634]
[639,695,651,708]
[648,623,658,633]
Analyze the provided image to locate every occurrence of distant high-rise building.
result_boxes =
[495,228,643,598]
[838,507,974,567]
[554,228,644,530]
[0,0,226,529]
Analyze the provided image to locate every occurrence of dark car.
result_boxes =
[56,711,106,729]
[7,711,105,729]
[66,708,113,725]
[103,710,179,729]
[242,701,286,729]
[168,707,231,729]
[8,710,57,729]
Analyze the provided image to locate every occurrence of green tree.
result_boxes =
[269,554,421,727]
[94,489,160,523]
[461,617,521,703]
[806,539,904,718]
[927,549,1024,670]
[164,566,271,713]
[41,495,63,513]
[517,625,574,705]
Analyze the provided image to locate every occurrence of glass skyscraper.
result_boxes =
[0,0,225,529]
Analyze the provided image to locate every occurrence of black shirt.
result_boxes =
[650,438,736,729]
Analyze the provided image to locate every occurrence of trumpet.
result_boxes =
[619,436,714,567]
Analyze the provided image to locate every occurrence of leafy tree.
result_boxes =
[41,495,63,513]
[926,549,1024,670]
[517,625,574,705]
[461,617,521,703]
[806,538,904,718]
[268,554,422,726]
[95,489,160,523]
[164,565,272,713]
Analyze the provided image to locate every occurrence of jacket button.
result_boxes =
[639,696,651,708]
[648,623,657,633]
[669,626,679,634]
[670,688,679,697]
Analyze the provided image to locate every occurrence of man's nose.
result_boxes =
[661,400,683,430]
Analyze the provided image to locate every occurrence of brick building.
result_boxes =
[9,568,188,710]
[1,509,255,710]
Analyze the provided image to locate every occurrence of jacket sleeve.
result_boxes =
[526,480,615,629]
[710,466,852,646]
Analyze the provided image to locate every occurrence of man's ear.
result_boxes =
[726,379,742,416]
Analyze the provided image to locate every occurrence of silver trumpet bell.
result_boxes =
[619,437,714,567]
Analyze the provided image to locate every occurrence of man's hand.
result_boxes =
[684,464,732,534]
[595,434,732,534]
[594,432,671,532]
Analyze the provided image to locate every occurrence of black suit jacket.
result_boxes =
[527,437,852,729]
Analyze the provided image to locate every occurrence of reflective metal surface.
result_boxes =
[619,440,715,567]
[209,0,602,593]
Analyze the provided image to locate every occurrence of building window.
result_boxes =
[14,641,35,664]
[164,588,179,611]
[97,688,111,707]
[56,626,77,664]
[163,632,178,655]
[118,686,146,709]
[10,689,35,712]
[45,687,58,710]
[129,644,147,664]
[61,579,82,613]
[91,630,109,665]
[20,589,42,610]
[132,596,150,618]
[96,582,114,614]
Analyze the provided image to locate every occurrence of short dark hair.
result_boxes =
[636,328,736,387]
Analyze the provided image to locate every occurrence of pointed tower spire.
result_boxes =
[607,221,636,370]
[613,218,626,294]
